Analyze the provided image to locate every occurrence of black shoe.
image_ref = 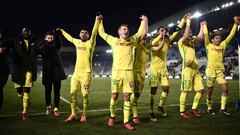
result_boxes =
[149,113,157,121]
[220,109,231,117]
[207,109,215,116]
[157,106,167,117]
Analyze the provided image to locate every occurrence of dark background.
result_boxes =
[0,0,206,40]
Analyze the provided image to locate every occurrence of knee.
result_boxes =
[198,90,205,94]
[84,84,90,91]
[162,86,169,93]
[151,87,157,95]
[124,93,131,101]
[111,93,119,100]
[134,93,140,98]
[222,86,228,93]
[207,87,214,93]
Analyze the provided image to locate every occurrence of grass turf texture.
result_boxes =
[0,77,239,135]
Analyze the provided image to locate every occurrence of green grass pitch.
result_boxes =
[0,77,239,135]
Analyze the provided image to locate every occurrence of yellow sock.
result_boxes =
[159,92,168,107]
[206,98,212,110]
[82,94,89,115]
[192,92,202,109]
[110,98,117,118]
[123,100,131,124]
[180,92,187,112]
[221,95,227,110]
[131,94,139,118]
[22,92,30,114]
[71,93,77,116]
[149,94,155,113]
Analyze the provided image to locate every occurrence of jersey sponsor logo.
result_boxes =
[211,48,223,52]
[77,46,86,50]
[116,40,131,46]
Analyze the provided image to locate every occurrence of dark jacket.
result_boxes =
[37,32,66,85]
[0,40,9,85]
[7,36,38,85]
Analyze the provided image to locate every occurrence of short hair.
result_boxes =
[157,25,166,33]
[44,31,54,38]
[118,24,128,31]
[210,32,221,40]
[80,26,89,32]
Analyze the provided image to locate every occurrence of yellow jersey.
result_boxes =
[60,20,100,72]
[150,18,185,69]
[203,23,238,70]
[98,20,145,70]
[178,37,198,69]
[133,41,150,72]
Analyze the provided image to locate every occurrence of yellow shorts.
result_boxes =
[111,70,134,93]
[134,71,145,93]
[181,67,204,91]
[14,71,32,88]
[70,72,92,95]
[206,68,226,87]
[149,68,169,87]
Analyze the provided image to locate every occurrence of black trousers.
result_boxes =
[0,84,4,110]
[44,80,61,108]
[17,87,31,94]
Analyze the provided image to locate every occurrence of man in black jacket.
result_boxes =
[5,27,38,120]
[37,31,66,117]
[0,29,10,111]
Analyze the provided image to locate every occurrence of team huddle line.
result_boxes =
[0,13,239,131]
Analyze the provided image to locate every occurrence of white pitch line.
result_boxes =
[60,96,81,111]
[0,102,207,118]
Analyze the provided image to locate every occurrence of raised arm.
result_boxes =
[137,15,148,41]
[98,19,108,40]
[98,16,117,46]
[89,15,102,43]
[223,16,240,44]
[203,21,210,45]
[56,28,74,43]
[181,13,192,42]
[195,21,204,42]
[151,38,167,51]
[169,13,189,41]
